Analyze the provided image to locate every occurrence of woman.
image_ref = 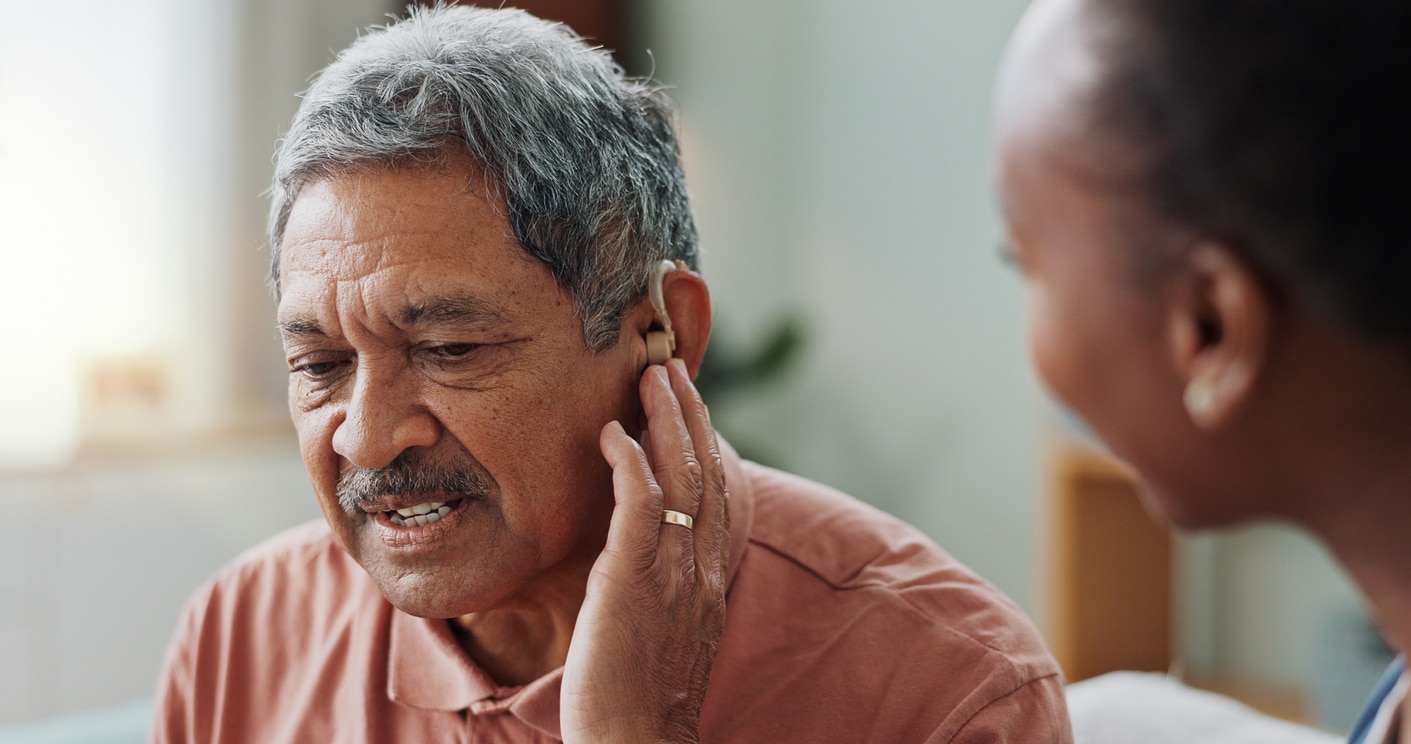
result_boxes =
[992,1,1411,741]
[565,0,1411,741]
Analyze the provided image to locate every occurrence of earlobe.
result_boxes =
[1182,379,1217,423]
[1169,244,1272,429]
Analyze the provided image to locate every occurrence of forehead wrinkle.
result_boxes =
[282,255,519,349]
[337,273,401,341]
[286,234,433,283]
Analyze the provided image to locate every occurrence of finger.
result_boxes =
[666,359,731,583]
[599,420,664,565]
[640,365,701,577]
[641,365,705,524]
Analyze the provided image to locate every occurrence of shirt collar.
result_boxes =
[1350,657,1409,744]
[386,612,494,710]
[385,436,755,734]
[386,615,568,738]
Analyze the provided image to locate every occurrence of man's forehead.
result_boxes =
[279,180,509,264]
[273,163,556,327]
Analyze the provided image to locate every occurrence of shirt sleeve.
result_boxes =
[945,674,1073,744]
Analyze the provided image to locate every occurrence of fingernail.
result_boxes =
[606,420,625,435]
[652,365,669,387]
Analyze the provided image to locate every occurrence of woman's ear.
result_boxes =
[1166,243,1272,429]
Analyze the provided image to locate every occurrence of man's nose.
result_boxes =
[331,369,440,469]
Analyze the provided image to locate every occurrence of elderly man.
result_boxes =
[151,6,1069,742]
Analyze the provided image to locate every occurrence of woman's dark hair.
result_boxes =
[1091,0,1411,344]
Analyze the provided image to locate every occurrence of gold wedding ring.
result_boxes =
[661,509,694,530]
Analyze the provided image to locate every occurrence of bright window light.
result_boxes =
[0,0,169,467]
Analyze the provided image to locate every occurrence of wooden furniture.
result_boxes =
[1048,446,1174,682]
[1046,444,1314,723]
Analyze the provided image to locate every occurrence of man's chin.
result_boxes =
[320,506,518,617]
[370,566,505,619]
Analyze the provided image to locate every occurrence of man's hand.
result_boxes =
[561,359,730,744]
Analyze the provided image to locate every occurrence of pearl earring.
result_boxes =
[1184,381,1215,421]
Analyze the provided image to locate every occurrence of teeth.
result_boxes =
[388,502,454,527]
[394,501,445,518]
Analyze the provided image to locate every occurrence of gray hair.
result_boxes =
[268,4,699,350]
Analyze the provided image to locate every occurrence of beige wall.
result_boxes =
[641,0,1045,616]
[0,0,387,724]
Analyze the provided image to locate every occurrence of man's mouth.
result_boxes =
[362,496,474,549]
[385,499,460,528]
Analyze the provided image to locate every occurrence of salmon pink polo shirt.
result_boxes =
[151,444,1071,743]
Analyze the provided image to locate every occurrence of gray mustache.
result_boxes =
[337,455,493,513]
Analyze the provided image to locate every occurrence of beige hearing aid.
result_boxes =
[646,259,687,365]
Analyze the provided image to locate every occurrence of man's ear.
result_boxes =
[655,267,712,378]
[1166,243,1272,429]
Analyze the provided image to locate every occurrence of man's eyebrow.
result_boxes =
[278,318,325,339]
[400,295,507,327]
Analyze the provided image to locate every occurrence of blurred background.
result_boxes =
[0,0,1386,736]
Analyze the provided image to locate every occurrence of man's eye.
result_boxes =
[291,358,343,378]
[426,343,481,360]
